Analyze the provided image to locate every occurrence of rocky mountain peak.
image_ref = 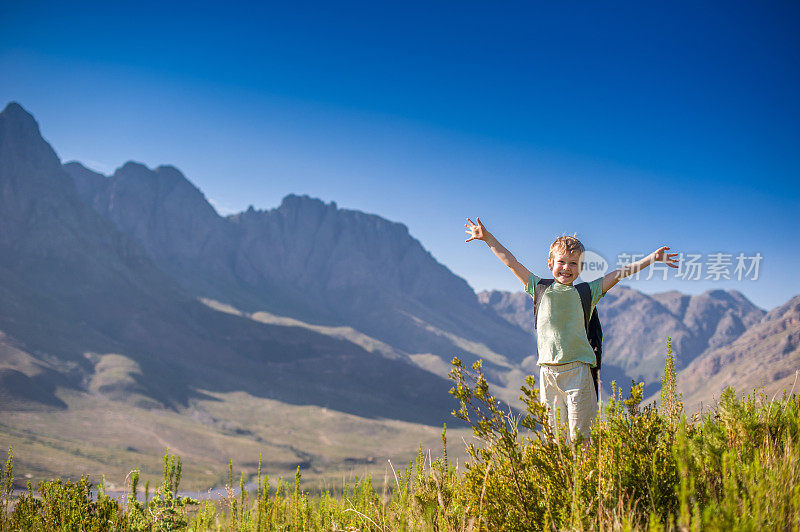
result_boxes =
[765,294,800,322]
[115,160,150,176]
[0,103,85,248]
[702,289,759,308]
[69,159,219,219]
[63,159,227,267]
[1,101,39,135]
[108,161,203,197]
[0,101,44,138]
[154,164,186,180]
[63,161,108,204]
[64,160,106,179]
[0,102,63,177]
[280,193,336,211]
[274,194,342,228]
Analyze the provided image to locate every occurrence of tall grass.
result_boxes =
[1,338,798,531]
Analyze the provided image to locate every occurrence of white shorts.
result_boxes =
[539,361,597,441]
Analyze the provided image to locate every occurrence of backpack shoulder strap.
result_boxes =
[533,278,555,329]
[576,281,602,397]
[574,282,592,333]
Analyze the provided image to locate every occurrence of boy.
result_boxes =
[465,217,679,441]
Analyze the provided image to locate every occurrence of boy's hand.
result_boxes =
[603,245,680,293]
[651,246,680,268]
[465,217,530,286]
[465,217,487,243]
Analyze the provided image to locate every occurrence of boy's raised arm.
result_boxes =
[601,246,679,293]
[465,217,531,287]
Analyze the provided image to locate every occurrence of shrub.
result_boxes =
[8,471,123,531]
[448,337,800,531]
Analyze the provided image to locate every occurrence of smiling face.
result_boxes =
[548,250,583,285]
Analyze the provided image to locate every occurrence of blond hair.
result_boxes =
[548,234,585,265]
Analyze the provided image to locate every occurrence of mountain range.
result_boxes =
[1,101,797,486]
[479,285,770,398]
[481,287,798,409]
[0,101,468,424]
[63,157,534,393]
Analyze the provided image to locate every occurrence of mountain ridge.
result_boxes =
[665,293,800,412]
[0,101,459,424]
[64,158,536,399]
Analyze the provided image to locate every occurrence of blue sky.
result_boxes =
[1,1,798,310]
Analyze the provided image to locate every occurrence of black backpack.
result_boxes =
[533,279,603,399]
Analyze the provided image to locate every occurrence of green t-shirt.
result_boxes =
[525,273,605,366]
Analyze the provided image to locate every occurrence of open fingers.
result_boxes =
[666,253,680,267]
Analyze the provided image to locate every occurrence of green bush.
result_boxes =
[126,448,198,531]
[8,474,123,531]
[448,337,800,531]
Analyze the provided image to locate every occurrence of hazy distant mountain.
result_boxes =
[479,284,767,397]
[671,294,800,412]
[478,290,532,332]
[0,101,458,424]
